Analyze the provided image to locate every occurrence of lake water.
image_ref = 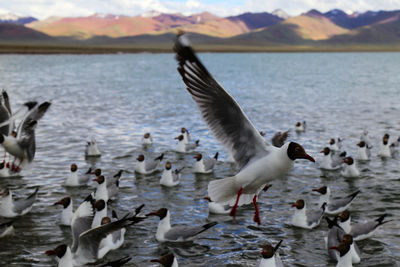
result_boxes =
[0,52,399,266]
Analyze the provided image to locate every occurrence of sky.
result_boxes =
[0,0,399,20]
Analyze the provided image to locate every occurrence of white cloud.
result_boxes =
[1,0,399,20]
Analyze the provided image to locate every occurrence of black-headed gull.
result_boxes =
[151,253,178,267]
[135,153,164,174]
[174,34,315,225]
[180,127,191,144]
[146,208,217,242]
[160,162,183,187]
[329,138,343,152]
[338,210,391,241]
[92,199,107,228]
[0,186,39,217]
[290,199,326,229]
[258,240,283,267]
[312,186,360,215]
[193,152,218,174]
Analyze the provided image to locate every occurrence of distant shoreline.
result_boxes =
[1,43,400,54]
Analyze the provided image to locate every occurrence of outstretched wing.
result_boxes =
[174,35,268,170]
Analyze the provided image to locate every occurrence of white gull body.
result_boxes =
[0,187,39,218]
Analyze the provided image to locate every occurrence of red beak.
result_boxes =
[93,178,99,182]
[304,154,315,162]
[45,250,56,256]
[329,246,338,250]
[291,203,297,207]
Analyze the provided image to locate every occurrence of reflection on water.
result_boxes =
[0,52,399,266]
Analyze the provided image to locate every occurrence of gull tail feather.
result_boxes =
[208,176,238,205]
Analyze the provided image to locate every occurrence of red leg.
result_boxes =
[15,159,23,172]
[253,195,261,225]
[230,187,243,218]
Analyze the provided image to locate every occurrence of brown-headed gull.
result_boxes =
[0,186,39,218]
[0,220,14,238]
[85,138,101,157]
[337,210,391,241]
[54,196,74,226]
[65,164,92,187]
[329,240,353,267]
[160,162,183,187]
[341,157,360,178]
[312,186,360,215]
[46,213,144,266]
[295,121,306,133]
[174,135,199,153]
[193,152,218,174]
[326,217,360,264]
[174,34,315,225]
[146,208,217,242]
[355,141,370,161]
[258,240,283,267]
[135,153,164,174]
[320,147,345,170]
[142,132,153,145]
[151,253,178,267]
[378,134,392,158]
[290,199,326,229]
[0,101,50,172]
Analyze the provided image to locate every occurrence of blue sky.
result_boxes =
[0,0,399,20]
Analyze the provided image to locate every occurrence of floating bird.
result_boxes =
[93,175,119,203]
[180,127,190,144]
[142,132,153,145]
[174,34,315,225]
[0,101,51,172]
[291,199,326,229]
[175,135,199,153]
[203,196,230,215]
[92,199,107,228]
[193,152,218,174]
[146,208,217,242]
[46,213,144,266]
[329,240,353,267]
[329,138,343,152]
[160,162,183,187]
[65,164,91,187]
[135,153,164,174]
[54,197,74,226]
[258,240,283,267]
[0,220,14,238]
[326,217,360,264]
[320,147,345,170]
[341,157,360,178]
[99,256,132,267]
[360,130,372,147]
[355,141,370,161]
[312,186,360,215]
[151,253,178,267]
[0,186,39,218]
[337,210,391,241]
[378,134,392,158]
[85,138,101,157]
[271,130,289,148]
[98,216,126,258]
[295,121,306,133]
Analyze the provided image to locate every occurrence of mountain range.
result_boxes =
[1,8,400,52]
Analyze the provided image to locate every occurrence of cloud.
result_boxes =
[1,0,400,19]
